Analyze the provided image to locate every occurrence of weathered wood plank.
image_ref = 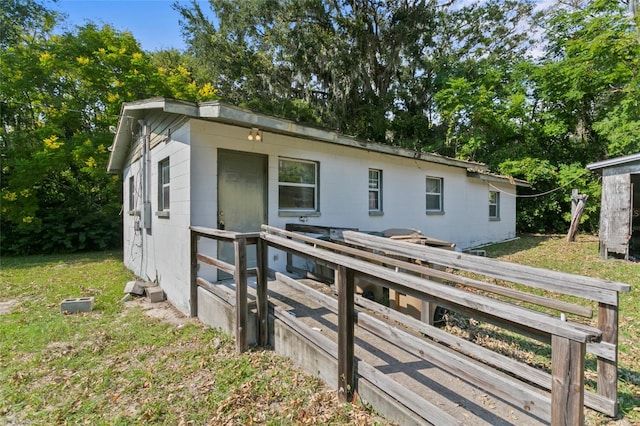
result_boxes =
[588,341,617,362]
[196,253,235,275]
[196,277,236,306]
[234,238,248,354]
[597,301,619,417]
[354,293,613,415]
[336,264,355,402]
[257,238,269,346]
[599,174,632,257]
[265,227,622,419]
[190,226,260,242]
[343,231,630,299]
[284,223,358,235]
[277,274,550,416]
[265,224,592,317]
[190,231,199,317]
[271,286,464,425]
[354,293,549,385]
[272,304,335,355]
[360,306,551,419]
[567,193,588,242]
[262,232,600,343]
[551,336,586,425]
[356,362,464,426]
[276,273,614,416]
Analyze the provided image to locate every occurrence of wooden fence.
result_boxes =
[189,225,631,425]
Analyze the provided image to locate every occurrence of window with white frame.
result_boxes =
[278,157,318,212]
[368,169,383,214]
[158,157,170,212]
[489,190,500,220]
[425,176,443,213]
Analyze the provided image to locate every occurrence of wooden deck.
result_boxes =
[189,225,631,426]
[266,275,547,425]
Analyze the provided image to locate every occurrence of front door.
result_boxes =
[217,149,268,280]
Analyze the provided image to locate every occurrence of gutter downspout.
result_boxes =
[139,120,152,230]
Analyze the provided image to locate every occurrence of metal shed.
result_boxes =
[587,153,640,260]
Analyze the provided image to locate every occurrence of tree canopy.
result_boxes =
[0,0,216,254]
[175,0,640,232]
[2,0,639,254]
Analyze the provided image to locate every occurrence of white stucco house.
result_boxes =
[107,97,527,315]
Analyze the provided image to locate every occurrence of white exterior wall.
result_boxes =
[122,121,192,314]
[122,116,517,315]
[189,120,516,260]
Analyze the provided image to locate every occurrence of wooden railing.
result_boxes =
[341,230,630,418]
[189,226,268,353]
[190,224,631,425]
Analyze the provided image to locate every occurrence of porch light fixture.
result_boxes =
[247,127,262,141]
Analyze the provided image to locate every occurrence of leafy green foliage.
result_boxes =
[3,0,639,249]
[0,1,218,255]
[499,159,600,233]
[173,0,639,234]
[535,0,640,161]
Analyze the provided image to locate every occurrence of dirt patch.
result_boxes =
[123,298,195,327]
[0,299,19,315]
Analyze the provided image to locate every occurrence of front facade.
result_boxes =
[108,98,526,314]
[587,153,640,260]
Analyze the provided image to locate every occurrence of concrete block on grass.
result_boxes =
[124,280,147,296]
[60,297,94,314]
[145,286,165,303]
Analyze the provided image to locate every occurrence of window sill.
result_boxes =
[369,211,384,217]
[278,211,321,218]
[156,211,170,219]
[127,210,140,216]
[489,217,500,222]
[425,210,445,215]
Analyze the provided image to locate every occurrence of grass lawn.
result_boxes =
[0,234,637,425]
[484,234,640,424]
[0,251,381,425]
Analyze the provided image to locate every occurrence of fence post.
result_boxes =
[190,231,198,318]
[551,335,585,425]
[598,300,619,416]
[257,237,269,346]
[234,236,248,353]
[337,264,355,402]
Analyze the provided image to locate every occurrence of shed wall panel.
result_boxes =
[600,174,631,256]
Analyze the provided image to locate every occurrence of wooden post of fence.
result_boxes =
[257,237,269,347]
[190,231,199,318]
[551,335,585,425]
[598,300,619,416]
[337,264,355,402]
[567,190,588,242]
[234,237,248,353]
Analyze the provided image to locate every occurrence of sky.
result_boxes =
[53,0,206,52]
[53,0,554,53]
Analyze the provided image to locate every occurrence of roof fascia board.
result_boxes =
[199,101,488,171]
[108,97,492,173]
[107,104,143,173]
[467,171,530,187]
[587,153,640,171]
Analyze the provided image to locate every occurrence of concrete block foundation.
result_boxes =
[145,286,165,303]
